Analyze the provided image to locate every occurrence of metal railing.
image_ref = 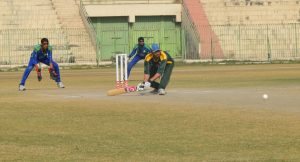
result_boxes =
[223,0,297,7]
[0,28,97,66]
[181,2,200,60]
[1,25,300,67]
[186,23,300,62]
[79,0,100,62]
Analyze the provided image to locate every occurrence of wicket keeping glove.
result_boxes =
[48,68,58,81]
[37,69,42,82]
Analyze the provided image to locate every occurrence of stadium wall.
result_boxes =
[83,2,182,61]
[91,16,182,61]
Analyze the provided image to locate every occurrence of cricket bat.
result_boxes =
[107,86,137,96]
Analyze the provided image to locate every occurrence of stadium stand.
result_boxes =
[0,0,96,65]
[1,0,299,64]
[184,0,300,60]
[201,0,300,25]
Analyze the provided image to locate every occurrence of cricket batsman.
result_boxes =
[138,43,174,95]
[19,38,65,91]
[127,37,151,78]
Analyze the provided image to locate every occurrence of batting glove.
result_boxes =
[144,81,151,89]
[137,82,145,91]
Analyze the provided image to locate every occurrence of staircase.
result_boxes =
[51,0,97,63]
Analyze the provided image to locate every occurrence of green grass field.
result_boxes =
[0,64,300,161]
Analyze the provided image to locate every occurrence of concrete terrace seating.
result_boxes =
[195,0,300,60]
[0,0,96,65]
[201,0,300,25]
[0,0,61,29]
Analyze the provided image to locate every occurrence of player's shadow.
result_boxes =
[24,88,61,91]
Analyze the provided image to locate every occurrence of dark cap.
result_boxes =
[41,38,49,44]
[138,37,144,42]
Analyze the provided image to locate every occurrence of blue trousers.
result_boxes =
[127,55,143,78]
[20,58,61,85]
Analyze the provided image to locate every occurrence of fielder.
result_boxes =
[127,37,151,78]
[138,43,174,95]
[19,38,65,91]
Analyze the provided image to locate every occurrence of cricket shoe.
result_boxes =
[57,82,65,88]
[19,84,26,91]
[158,88,166,95]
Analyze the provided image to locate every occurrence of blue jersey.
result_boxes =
[129,44,151,59]
[30,44,53,64]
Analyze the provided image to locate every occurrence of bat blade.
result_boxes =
[107,88,126,96]
[107,86,137,96]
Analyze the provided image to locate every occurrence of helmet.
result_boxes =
[151,43,160,52]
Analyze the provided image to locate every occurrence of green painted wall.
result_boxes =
[92,16,181,61]
[92,17,129,60]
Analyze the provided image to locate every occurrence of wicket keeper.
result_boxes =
[127,37,151,78]
[19,38,65,91]
[139,43,174,95]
